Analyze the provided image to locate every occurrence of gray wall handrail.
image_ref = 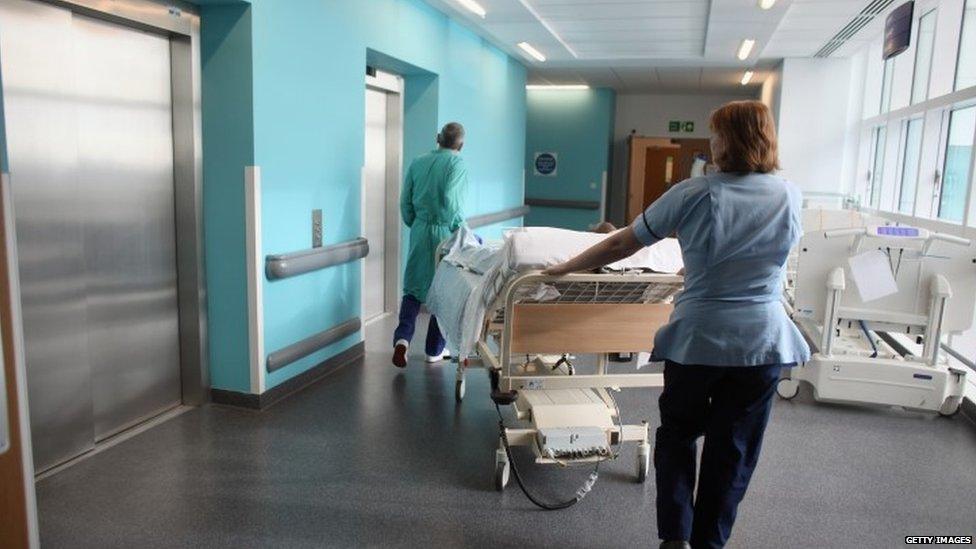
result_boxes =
[467,205,530,229]
[266,317,362,373]
[525,198,600,210]
[266,237,369,280]
[941,342,976,373]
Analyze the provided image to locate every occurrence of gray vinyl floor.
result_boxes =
[35,314,976,548]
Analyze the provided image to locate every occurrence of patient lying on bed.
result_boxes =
[426,226,684,359]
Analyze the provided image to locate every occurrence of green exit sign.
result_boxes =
[669,120,695,133]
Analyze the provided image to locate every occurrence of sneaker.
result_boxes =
[425,350,450,363]
[392,340,408,368]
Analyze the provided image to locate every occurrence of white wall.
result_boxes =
[777,58,856,195]
[614,93,754,140]
[609,92,756,224]
[761,62,782,124]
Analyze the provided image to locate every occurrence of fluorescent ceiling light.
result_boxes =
[737,39,756,60]
[518,42,547,62]
[741,71,754,85]
[759,0,777,9]
[515,0,578,58]
[526,84,590,90]
[455,0,486,18]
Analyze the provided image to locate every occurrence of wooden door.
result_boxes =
[643,146,680,210]
[671,138,712,182]
[0,172,36,547]
[627,136,679,220]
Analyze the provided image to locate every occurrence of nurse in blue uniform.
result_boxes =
[544,100,810,549]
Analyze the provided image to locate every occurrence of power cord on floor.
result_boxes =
[494,403,601,511]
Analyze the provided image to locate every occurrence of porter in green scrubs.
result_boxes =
[392,123,468,368]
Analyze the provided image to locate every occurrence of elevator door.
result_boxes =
[0,0,181,471]
[363,88,389,321]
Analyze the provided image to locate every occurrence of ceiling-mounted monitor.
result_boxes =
[883,1,915,59]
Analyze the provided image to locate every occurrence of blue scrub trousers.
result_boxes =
[655,361,783,549]
[393,295,446,356]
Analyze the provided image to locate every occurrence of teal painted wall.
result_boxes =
[226,0,527,390]
[524,89,615,231]
[200,3,255,392]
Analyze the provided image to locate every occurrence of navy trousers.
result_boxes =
[392,294,446,356]
[655,361,782,549]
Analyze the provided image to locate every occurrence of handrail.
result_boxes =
[266,317,362,373]
[525,197,600,210]
[941,342,976,373]
[467,205,530,229]
[266,237,369,280]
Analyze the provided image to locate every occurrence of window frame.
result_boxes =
[880,57,895,113]
[936,104,976,224]
[955,0,976,92]
[911,8,939,105]
[868,125,888,208]
[896,116,926,215]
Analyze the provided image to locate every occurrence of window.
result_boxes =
[880,58,895,113]
[937,106,976,223]
[897,118,924,214]
[868,126,887,207]
[957,0,976,90]
[911,10,937,104]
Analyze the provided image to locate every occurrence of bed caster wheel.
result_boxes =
[455,377,466,402]
[939,398,961,417]
[494,447,510,491]
[636,442,650,483]
[776,378,799,400]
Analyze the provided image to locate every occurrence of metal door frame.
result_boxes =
[0,0,209,405]
[364,71,403,325]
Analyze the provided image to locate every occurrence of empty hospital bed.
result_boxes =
[427,227,683,499]
[782,220,974,415]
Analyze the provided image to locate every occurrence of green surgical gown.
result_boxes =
[401,148,468,302]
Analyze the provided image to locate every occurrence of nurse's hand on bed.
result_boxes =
[541,227,644,276]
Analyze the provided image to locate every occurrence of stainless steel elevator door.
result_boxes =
[363,88,389,321]
[0,0,94,471]
[73,15,181,441]
[0,0,181,470]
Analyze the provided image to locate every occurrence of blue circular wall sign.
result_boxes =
[535,152,557,176]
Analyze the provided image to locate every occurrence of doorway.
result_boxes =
[626,136,712,220]
[0,0,206,473]
[362,70,403,325]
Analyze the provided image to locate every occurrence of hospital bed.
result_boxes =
[781,222,974,416]
[427,227,683,498]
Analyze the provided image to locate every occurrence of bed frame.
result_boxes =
[457,270,683,489]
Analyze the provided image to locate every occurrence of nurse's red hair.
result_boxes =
[709,100,780,174]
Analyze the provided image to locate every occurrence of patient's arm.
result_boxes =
[542,228,644,276]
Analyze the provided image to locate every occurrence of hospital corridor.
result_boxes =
[1,0,975,548]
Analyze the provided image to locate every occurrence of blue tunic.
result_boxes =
[631,172,811,367]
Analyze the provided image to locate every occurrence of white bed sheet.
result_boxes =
[427,226,684,358]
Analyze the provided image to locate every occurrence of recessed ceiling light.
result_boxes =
[526,84,590,90]
[759,0,777,9]
[737,39,756,60]
[741,71,754,85]
[455,0,486,18]
[518,42,547,62]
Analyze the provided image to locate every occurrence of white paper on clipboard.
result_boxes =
[848,249,898,302]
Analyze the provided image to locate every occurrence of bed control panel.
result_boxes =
[870,225,927,239]
[536,427,610,460]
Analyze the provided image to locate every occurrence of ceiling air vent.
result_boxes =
[814,0,897,58]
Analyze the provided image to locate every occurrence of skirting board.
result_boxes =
[211,342,364,410]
